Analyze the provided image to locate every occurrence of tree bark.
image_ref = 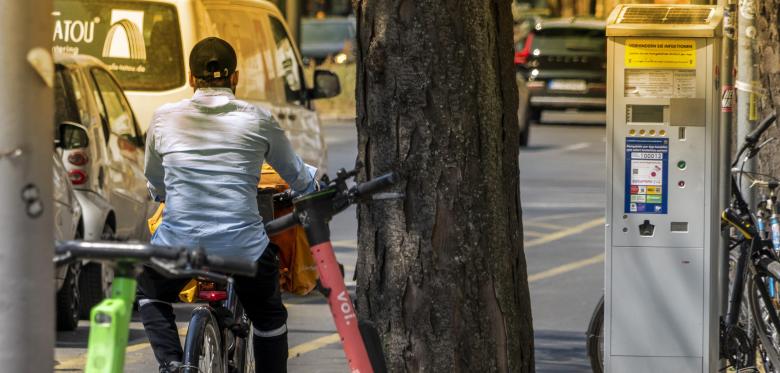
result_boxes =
[353,0,534,372]
[756,0,780,173]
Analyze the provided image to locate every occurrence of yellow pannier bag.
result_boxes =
[147,163,318,296]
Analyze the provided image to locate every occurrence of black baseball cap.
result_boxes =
[189,37,237,80]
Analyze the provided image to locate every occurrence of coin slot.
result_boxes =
[639,220,655,237]
[678,127,686,141]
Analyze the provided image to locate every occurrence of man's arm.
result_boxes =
[144,116,166,202]
[260,116,316,194]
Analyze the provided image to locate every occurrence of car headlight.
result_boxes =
[334,53,348,64]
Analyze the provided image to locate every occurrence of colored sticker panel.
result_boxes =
[625,39,696,69]
[625,137,669,214]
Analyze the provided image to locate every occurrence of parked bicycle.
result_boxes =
[586,113,780,372]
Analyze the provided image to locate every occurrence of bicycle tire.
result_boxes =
[586,295,604,373]
[183,307,225,373]
[748,272,780,371]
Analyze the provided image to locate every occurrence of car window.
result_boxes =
[54,69,82,126]
[532,28,605,53]
[205,8,276,103]
[52,0,185,91]
[302,20,354,45]
[91,69,138,141]
[268,16,306,106]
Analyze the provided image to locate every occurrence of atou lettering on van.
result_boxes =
[50,2,185,90]
[52,7,146,59]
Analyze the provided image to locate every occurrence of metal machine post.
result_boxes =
[718,0,736,314]
[735,0,759,207]
[604,5,723,372]
[0,0,55,370]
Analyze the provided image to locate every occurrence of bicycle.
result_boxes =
[586,113,780,372]
[54,241,257,373]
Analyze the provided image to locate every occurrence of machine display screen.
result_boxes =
[628,105,665,124]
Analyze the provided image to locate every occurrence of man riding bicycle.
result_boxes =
[139,37,316,373]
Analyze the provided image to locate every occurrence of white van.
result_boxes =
[52,0,337,170]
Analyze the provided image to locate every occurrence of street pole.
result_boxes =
[736,0,759,207]
[0,1,55,371]
[718,0,736,326]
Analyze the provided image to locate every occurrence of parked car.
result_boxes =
[52,148,83,331]
[54,56,151,316]
[515,17,607,145]
[301,16,356,65]
[51,0,340,173]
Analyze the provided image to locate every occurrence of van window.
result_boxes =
[52,0,185,91]
[268,16,306,106]
[91,69,138,142]
[205,8,276,103]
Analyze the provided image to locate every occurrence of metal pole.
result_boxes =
[0,0,54,370]
[736,0,759,207]
[718,0,736,327]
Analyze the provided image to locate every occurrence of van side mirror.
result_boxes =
[309,70,341,100]
[56,121,89,149]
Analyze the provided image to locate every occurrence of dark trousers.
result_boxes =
[137,244,288,373]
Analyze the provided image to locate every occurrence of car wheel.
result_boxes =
[78,225,115,319]
[56,262,81,331]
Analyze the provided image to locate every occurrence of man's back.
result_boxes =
[145,87,313,260]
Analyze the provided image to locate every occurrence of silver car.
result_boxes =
[53,141,83,330]
[54,56,151,316]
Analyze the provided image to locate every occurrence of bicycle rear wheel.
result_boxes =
[183,307,225,373]
[748,273,780,371]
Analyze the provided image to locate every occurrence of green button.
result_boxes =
[677,160,687,170]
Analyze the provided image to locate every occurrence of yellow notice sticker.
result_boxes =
[625,39,696,69]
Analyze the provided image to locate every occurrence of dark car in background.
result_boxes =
[301,17,356,65]
[515,17,607,145]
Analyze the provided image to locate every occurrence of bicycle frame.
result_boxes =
[84,262,137,373]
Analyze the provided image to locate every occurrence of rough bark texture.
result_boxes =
[756,1,780,174]
[353,0,534,372]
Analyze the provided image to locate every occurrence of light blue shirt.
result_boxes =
[144,88,315,261]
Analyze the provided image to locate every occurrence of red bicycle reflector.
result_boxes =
[67,152,89,166]
[198,291,227,302]
[68,169,88,185]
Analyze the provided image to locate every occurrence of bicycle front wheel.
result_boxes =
[183,307,225,373]
[748,272,780,371]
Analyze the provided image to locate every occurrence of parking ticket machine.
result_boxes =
[604,5,723,372]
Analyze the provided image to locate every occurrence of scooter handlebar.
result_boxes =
[354,172,398,198]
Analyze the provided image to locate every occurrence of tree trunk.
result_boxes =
[353,0,534,372]
[756,1,780,174]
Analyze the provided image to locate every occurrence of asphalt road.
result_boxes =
[53,119,606,372]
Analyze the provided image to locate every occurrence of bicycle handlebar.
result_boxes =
[54,241,257,277]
